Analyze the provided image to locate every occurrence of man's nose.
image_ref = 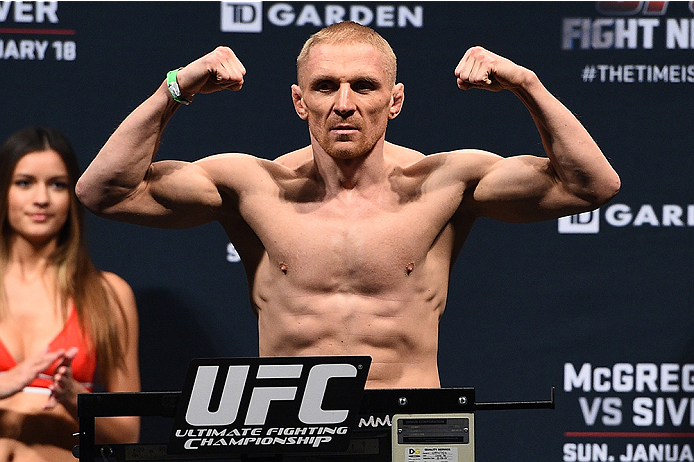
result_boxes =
[334,84,356,116]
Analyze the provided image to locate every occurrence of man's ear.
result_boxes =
[292,84,308,120]
[389,83,405,120]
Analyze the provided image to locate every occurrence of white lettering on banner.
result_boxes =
[186,365,249,426]
[564,363,694,393]
[51,40,75,60]
[175,428,263,437]
[558,210,600,234]
[563,14,694,50]
[578,396,623,425]
[562,444,694,462]
[564,443,694,462]
[264,3,291,25]
[266,3,423,28]
[0,39,47,59]
[221,2,423,33]
[564,363,694,429]
[185,363,357,427]
[575,396,694,426]
[182,434,338,449]
[605,204,694,227]
[563,443,609,462]
[563,3,694,90]
[581,64,694,83]
[0,1,58,23]
[633,397,694,426]
[668,18,694,48]
[0,39,75,61]
[559,204,694,233]
[0,2,77,62]
[619,443,694,462]
[299,364,354,424]
[244,364,303,426]
[221,1,262,33]
[562,18,661,49]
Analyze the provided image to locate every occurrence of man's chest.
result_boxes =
[240,192,460,290]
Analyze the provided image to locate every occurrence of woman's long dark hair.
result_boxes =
[0,127,127,380]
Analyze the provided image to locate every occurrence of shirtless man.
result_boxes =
[76,22,620,389]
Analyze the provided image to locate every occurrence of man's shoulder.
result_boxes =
[386,142,499,167]
[430,148,501,164]
[396,148,504,190]
[396,144,500,171]
[193,152,291,191]
[273,146,313,169]
[384,141,424,165]
[196,151,290,175]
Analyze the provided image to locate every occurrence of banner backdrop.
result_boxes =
[2,2,693,461]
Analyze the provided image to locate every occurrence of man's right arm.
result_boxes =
[76,47,247,228]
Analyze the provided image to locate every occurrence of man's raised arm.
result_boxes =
[76,47,246,228]
[454,46,620,223]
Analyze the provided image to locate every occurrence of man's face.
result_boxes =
[292,42,403,160]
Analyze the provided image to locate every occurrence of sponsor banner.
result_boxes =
[0,1,77,61]
[559,205,694,234]
[562,363,694,462]
[561,1,694,86]
[579,64,694,84]
[168,356,370,455]
[2,3,691,462]
[220,1,424,33]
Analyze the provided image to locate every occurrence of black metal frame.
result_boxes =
[76,387,554,461]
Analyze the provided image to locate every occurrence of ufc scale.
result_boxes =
[75,356,554,461]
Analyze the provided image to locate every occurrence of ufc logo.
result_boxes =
[185,363,358,426]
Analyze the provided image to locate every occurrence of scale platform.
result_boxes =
[75,357,554,461]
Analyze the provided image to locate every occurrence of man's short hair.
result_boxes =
[297,21,397,86]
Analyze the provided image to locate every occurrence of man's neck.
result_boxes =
[310,139,390,194]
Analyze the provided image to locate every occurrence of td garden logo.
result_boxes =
[559,210,601,234]
[220,1,424,33]
[558,203,694,234]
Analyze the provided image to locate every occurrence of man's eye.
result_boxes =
[353,81,375,92]
[316,82,335,92]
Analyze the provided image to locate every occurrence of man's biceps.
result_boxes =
[474,162,535,197]
[149,163,220,202]
[102,194,166,219]
[495,157,554,189]
[543,183,596,212]
[149,160,209,184]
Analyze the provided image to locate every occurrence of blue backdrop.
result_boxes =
[2,2,693,461]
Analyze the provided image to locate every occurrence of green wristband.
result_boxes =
[166,68,192,105]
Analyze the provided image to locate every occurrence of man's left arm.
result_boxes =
[455,46,621,222]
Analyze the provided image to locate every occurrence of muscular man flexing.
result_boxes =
[76,22,620,389]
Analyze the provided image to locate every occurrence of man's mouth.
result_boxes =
[331,124,359,135]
